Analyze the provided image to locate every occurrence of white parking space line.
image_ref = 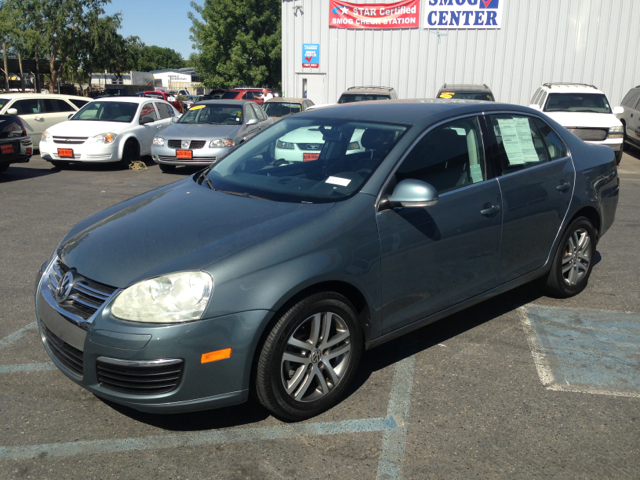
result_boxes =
[376,355,416,480]
[0,322,37,350]
[0,363,56,373]
[0,417,396,461]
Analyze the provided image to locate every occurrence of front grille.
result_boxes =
[157,155,216,163]
[52,136,88,145]
[42,324,83,378]
[297,143,322,151]
[97,358,184,395]
[567,128,608,141]
[167,140,206,149]
[189,140,206,149]
[47,260,116,320]
[168,140,182,149]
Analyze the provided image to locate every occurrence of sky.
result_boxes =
[104,0,203,62]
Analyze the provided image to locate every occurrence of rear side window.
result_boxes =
[488,114,549,175]
[221,91,240,99]
[70,99,89,109]
[244,104,257,121]
[12,99,41,114]
[243,91,258,100]
[533,119,568,160]
[155,102,174,119]
[530,88,541,104]
[42,99,75,112]
[620,89,640,107]
[254,104,268,121]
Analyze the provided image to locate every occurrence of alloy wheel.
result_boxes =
[561,228,592,286]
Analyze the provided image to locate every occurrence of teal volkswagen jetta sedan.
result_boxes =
[36,100,619,420]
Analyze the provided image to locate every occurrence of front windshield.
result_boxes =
[206,117,409,203]
[544,93,611,113]
[71,101,138,122]
[0,98,9,110]
[263,102,302,117]
[180,104,243,125]
[438,91,494,101]
[338,94,391,104]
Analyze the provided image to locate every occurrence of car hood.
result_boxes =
[543,111,622,128]
[160,122,242,140]
[59,179,334,288]
[47,120,135,136]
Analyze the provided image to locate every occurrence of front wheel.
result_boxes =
[538,217,596,298]
[50,160,67,169]
[255,293,363,421]
[159,164,176,173]
[120,140,139,169]
[615,149,623,166]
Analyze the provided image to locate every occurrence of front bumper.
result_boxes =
[39,141,119,163]
[583,137,623,151]
[35,262,270,413]
[152,145,231,167]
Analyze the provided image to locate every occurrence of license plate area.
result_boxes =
[1,144,14,154]
[57,148,74,158]
[303,153,320,162]
[176,150,193,159]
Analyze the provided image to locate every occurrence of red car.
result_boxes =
[219,88,269,105]
[141,91,183,113]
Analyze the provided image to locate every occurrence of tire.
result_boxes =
[120,140,139,169]
[615,149,623,166]
[159,164,176,173]
[538,217,596,298]
[255,292,363,421]
[50,160,67,169]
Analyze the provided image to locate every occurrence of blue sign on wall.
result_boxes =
[302,44,320,68]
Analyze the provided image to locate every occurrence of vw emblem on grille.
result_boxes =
[310,349,322,364]
[181,140,190,149]
[55,271,74,303]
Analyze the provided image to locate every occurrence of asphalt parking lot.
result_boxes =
[1,152,639,479]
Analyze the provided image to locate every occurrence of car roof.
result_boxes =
[265,97,307,104]
[439,84,492,93]
[197,100,253,106]
[0,92,87,100]
[298,99,536,127]
[92,97,163,104]
[541,83,605,95]
[341,86,395,95]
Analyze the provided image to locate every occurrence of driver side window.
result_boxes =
[396,117,486,194]
[139,102,159,123]
[244,104,257,122]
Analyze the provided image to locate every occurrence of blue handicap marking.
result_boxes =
[525,306,640,395]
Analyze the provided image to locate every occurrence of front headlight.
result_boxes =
[210,139,234,148]
[112,271,213,323]
[89,132,118,144]
[608,126,623,138]
[153,137,165,146]
[276,139,294,150]
[41,130,51,143]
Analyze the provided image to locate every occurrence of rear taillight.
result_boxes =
[15,117,27,137]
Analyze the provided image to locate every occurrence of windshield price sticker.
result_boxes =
[190,105,205,110]
[326,176,352,187]
[329,0,419,29]
[496,118,539,165]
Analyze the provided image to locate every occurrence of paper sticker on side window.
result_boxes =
[496,118,539,165]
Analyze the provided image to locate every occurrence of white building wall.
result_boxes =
[282,0,640,106]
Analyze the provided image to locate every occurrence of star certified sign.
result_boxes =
[302,44,320,68]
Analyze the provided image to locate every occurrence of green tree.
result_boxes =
[136,45,185,72]
[189,0,281,89]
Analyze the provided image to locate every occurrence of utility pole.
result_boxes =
[2,43,9,91]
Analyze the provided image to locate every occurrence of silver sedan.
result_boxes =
[151,100,274,171]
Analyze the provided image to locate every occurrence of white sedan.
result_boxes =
[39,97,181,168]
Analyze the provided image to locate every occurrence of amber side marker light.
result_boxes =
[201,348,232,364]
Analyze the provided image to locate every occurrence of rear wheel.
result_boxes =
[538,217,596,298]
[159,164,176,173]
[615,149,623,165]
[255,292,363,421]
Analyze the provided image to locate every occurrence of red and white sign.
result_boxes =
[329,0,419,29]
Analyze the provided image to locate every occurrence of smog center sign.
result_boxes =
[424,0,503,29]
[329,0,420,29]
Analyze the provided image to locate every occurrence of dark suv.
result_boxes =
[337,86,397,104]
[615,85,640,152]
[436,84,495,101]
[0,114,33,174]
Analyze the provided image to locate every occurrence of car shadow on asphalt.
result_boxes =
[624,148,640,161]
[0,164,60,183]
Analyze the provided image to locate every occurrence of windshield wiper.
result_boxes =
[216,189,271,201]
[198,171,215,190]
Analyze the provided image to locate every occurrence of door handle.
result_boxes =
[480,204,500,216]
[556,182,571,192]
[35,116,43,120]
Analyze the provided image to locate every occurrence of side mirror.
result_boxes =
[246,118,259,126]
[386,179,439,208]
[7,108,18,115]
[140,116,154,125]
[613,106,624,115]
[171,117,179,123]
